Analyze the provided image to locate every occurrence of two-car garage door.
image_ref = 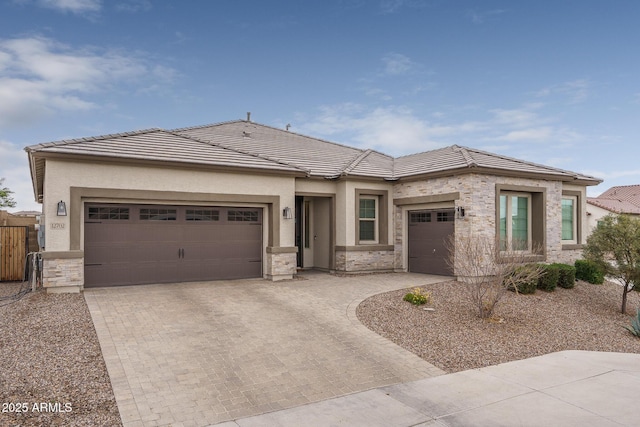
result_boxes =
[84,204,262,287]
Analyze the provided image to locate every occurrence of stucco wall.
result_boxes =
[43,159,296,252]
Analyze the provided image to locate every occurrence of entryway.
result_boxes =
[295,195,333,270]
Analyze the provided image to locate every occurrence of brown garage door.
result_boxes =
[408,209,454,276]
[84,204,262,287]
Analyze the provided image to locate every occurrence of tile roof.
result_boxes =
[587,185,640,214]
[26,120,602,196]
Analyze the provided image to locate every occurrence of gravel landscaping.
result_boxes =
[357,279,640,373]
[1,276,639,426]
[0,282,122,427]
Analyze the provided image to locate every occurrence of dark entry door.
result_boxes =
[408,209,455,276]
[84,204,262,287]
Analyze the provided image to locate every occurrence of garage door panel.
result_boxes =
[84,204,263,287]
[408,209,454,276]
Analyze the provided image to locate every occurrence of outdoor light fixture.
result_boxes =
[456,206,465,219]
[283,206,293,219]
[56,200,67,216]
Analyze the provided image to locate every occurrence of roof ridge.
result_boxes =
[342,149,374,175]
[453,145,478,168]
[170,119,245,132]
[165,130,311,175]
[25,128,163,151]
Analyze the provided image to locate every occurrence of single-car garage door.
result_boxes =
[84,204,262,287]
[408,209,454,276]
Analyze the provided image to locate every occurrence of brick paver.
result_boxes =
[84,272,447,426]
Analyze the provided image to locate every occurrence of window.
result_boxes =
[228,210,259,222]
[139,208,177,221]
[561,197,577,243]
[410,211,431,223]
[186,209,219,221]
[437,211,455,222]
[499,193,531,251]
[88,206,129,220]
[359,197,378,243]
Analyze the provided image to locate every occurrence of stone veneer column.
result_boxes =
[265,247,297,280]
[41,251,84,293]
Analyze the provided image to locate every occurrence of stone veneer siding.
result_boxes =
[393,173,580,273]
[265,250,297,280]
[335,249,395,272]
[42,253,84,293]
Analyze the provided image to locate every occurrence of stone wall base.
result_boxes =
[41,251,84,293]
[335,250,395,273]
[265,250,297,281]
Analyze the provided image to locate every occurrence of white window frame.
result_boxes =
[358,196,379,244]
[500,192,532,252]
[561,196,578,244]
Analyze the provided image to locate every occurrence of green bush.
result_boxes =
[403,287,431,305]
[537,264,560,292]
[575,259,605,284]
[550,263,576,289]
[507,264,538,294]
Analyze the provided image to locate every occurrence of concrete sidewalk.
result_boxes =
[217,351,640,427]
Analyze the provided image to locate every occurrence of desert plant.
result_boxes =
[584,214,640,314]
[505,264,538,294]
[575,259,605,284]
[537,264,560,292]
[551,263,576,289]
[624,308,640,337]
[403,287,431,306]
[447,235,544,319]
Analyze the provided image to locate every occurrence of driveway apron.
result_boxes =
[84,272,446,427]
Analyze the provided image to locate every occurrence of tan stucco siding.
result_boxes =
[42,159,296,252]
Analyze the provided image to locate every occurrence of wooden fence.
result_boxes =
[0,226,28,281]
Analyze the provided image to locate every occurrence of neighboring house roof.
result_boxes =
[25,119,602,202]
[587,185,640,215]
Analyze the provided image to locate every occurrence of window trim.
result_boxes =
[499,192,532,252]
[358,196,378,244]
[561,195,578,244]
[355,189,389,246]
[495,184,546,260]
[561,190,583,248]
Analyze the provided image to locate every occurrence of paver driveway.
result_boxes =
[85,272,447,427]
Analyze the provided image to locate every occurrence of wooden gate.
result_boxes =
[0,226,28,281]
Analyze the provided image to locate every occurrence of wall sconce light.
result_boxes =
[456,206,465,219]
[56,200,67,216]
[282,207,293,219]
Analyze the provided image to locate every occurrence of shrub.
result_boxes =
[537,264,560,292]
[403,287,431,306]
[575,259,605,284]
[550,263,576,289]
[506,264,538,294]
[625,308,640,338]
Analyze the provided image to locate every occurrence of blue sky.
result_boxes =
[1,0,639,211]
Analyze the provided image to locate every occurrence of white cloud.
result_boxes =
[467,9,506,24]
[115,0,151,12]
[535,79,590,104]
[0,36,173,129]
[296,100,583,158]
[382,53,413,75]
[38,0,101,14]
